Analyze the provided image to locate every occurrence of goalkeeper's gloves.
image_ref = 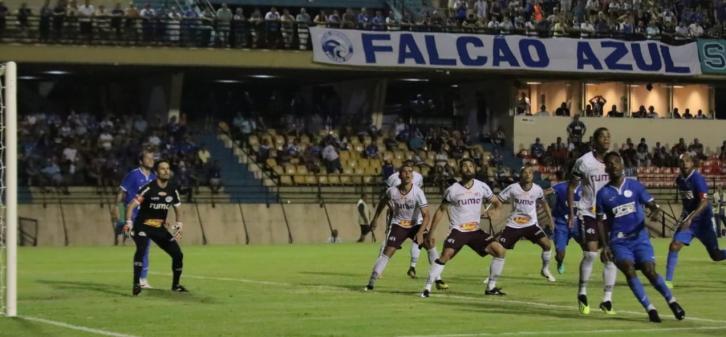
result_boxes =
[123,220,133,237]
[172,222,183,241]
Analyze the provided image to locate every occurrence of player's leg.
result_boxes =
[639,255,685,321]
[484,240,507,295]
[131,231,151,295]
[139,241,153,288]
[408,240,421,278]
[617,258,660,322]
[535,234,556,282]
[696,224,726,262]
[577,216,601,314]
[150,229,186,292]
[422,237,447,289]
[366,225,403,290]
[553,224,569,274]
[421,246,457,297]
[665,227,693,287]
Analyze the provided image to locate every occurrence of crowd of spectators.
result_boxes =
[519,97,716,120]
[0,0,722,48]
[19,111,220,199]
[227,109,522,190]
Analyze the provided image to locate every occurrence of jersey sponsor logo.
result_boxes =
[398,220,413,228]
[612,202,636,218]
[590,174,609,183]
[459,222,479,231]
[586,227,596,234]
[136,231,147,237]
[150,203,171,210]
[393,201,416,210]
[446,237,456,244]
[158,191,167,197]
[165,196,174,203]
[515,198,535,206]
[623,190,633,198]
[143,219,164,227]
[679,190,694,200]
[456,198,481,206]
[150,197,160,201]
[512,215,532,224]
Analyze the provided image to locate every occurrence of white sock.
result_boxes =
[647,304,656,311]
[424,260,445,291]
[487,257,506,291]
[427,248,441,281]
[602,261,617,302]
[410,242,420,267]
[579,251,598,295]
[541,250,552,271]
[368,255,390,286]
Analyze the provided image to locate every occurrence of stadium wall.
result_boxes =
[513,116,726,153]
[17,202,683,246]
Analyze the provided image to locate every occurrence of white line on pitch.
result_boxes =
[20,316,142,337]
[393,325,726,337]
[156,272,726,325]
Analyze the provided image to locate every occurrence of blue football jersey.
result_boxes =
[596,178,653,240]
[552,181,581,221]
[676,170,713,222]
[120,168,156,218]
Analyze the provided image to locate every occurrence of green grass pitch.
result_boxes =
[2,238,726,337]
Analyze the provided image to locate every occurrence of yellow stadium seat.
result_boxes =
[382,151,394,161]
[343,167,354,175]
[273,165,284,176]
[285,165,296,175]
[327,175,340,185]
[339,151,351,160]
[248,135,259,147]
[339,175,351,185]
[280,175,293,186]
[363,136,372,146]
[300,135,310,144]
[362,176,373,184]
[392,159,402,168]
[293,175,306,185]
[419,166,431,176]
[354,167,365,175]
[317,175,329,185]
[394,150,404,160]
[358,159,370,169]
[305,175,317,185]
[347,159,358,168]
[296,165,308,175]
[265,158,277,168]
[289,158,300,165]
[354,144,364,153]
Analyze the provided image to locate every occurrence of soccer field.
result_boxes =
[2,239,726,337]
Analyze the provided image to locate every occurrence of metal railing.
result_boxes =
[0,14,719,49]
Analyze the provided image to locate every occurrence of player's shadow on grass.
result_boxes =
[37,280,217,303]
[37,280,128,297]
[431,299,647,323]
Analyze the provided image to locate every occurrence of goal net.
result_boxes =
[0,61,17,317]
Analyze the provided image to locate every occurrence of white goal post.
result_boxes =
[1,61,18,318]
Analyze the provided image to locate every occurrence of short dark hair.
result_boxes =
[459,158,476,168]
[154,159,172,171]
[604,151,621,163]
[593,127,609,139]
[138,149,154,163]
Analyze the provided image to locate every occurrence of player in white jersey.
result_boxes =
[496,165,557,282]
[365,164,443,291]
[419,158,508,297]
[385,163,432,279]
[568,127,618,315]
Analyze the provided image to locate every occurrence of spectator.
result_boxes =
[555,102,569,116]
[530,137,545,161]
[370,10,384,30]
[295,8,310,49]
[322,141,342,173]
[341,8,355,28]
[381,160,394,179]
[566,114,586,145]
[516,92,531,115]
[492,128,506,147]
[673,107,682,119]
[607,104,623,117]
[535,105,549,117]
[633,105,647,118]
[264,7,281,47]
[589,95,606,116]
[216,4,233,47]
[356,7,369,29]
[364,142,379,159]
[695,109,707,119]
[207,160,222,193]
[684,108,693,119]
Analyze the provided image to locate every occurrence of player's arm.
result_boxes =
[539,197,555,230]
[680,184,710,230]
[416,206,431,245]
[171,204,183,240]
[123,199,140,234]
[595,199,612,261]
[111,188,127,224]
[567,174,580,228]
[368,194,390,231]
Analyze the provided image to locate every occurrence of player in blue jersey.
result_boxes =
[111,150,156,289]
[550,170,581,274]
[665,153,726,288]
[597,152,685,323]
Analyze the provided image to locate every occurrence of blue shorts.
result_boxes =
[554,220,581,251]
[611,230,655,266]
[673,219,719,251]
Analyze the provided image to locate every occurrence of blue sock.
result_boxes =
[650,275,673,302]
[140,242,151,278]
[627,276,651,310]
[665,251,678,281]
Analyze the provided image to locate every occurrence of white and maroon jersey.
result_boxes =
[386,171,424,188]
[443,179,494,232]
[571,151,610,218]
[498,183,544,228]
[386,185,427,228]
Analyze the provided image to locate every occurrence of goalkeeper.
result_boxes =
[123,159,187,296]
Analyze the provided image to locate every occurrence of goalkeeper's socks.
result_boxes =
[133,261,143,285]
[173,268,182,287]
